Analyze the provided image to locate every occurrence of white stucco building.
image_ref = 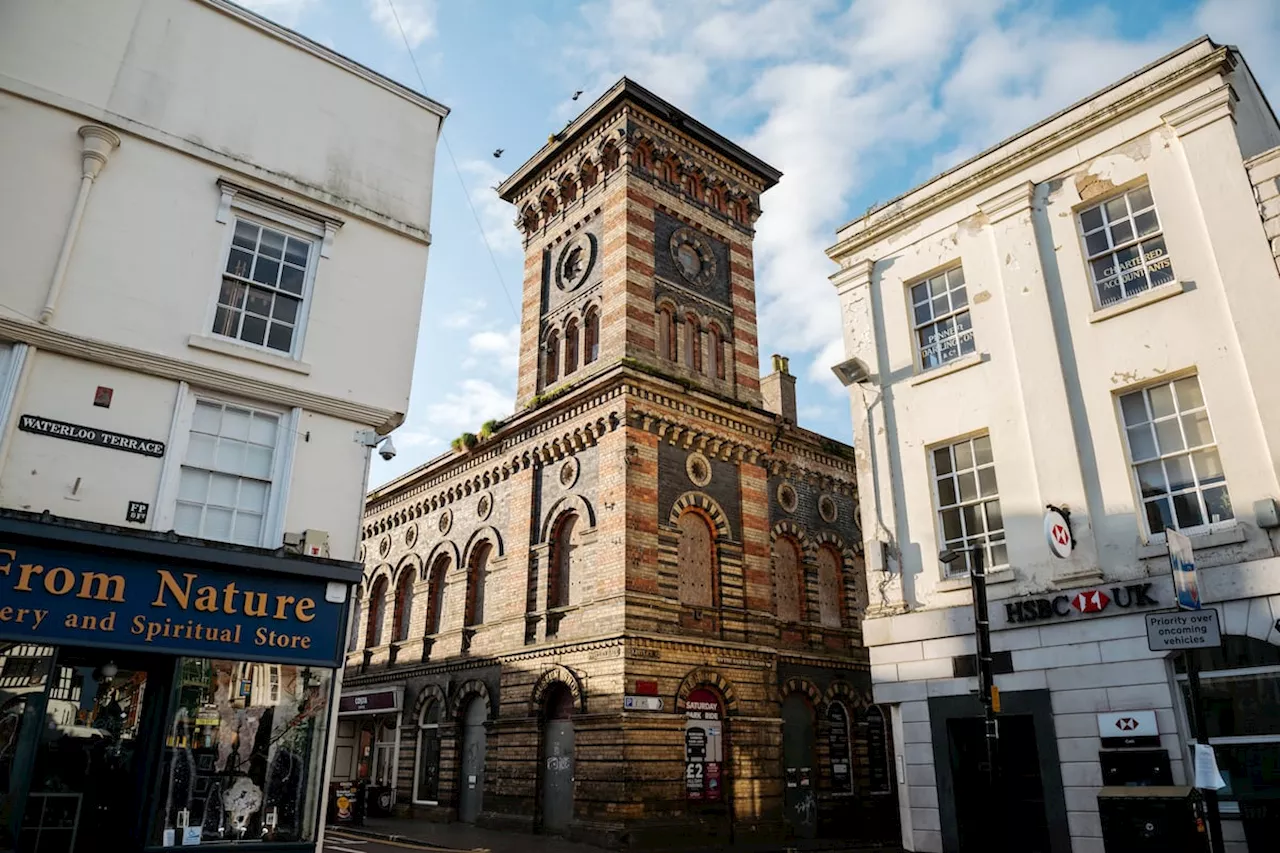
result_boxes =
[0,2,446,850]
[828,37,1280,853]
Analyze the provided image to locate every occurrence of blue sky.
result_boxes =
[240,0,1280,488]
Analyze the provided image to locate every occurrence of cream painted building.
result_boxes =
[0,2,446,850]
[829,37,1280,853]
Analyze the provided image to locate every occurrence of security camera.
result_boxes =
[378,437,397,461]
[832,357,875,387]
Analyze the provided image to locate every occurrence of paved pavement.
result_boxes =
[323,816,905,853]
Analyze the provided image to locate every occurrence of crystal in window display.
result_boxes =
[152,659,332,845]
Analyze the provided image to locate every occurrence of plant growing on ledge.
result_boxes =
[479,419,499,440]
[451,420,502,453]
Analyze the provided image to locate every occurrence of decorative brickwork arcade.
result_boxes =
[337,79,894,848]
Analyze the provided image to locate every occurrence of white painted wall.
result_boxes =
[0,0,446,561]
[830,40,1280,614]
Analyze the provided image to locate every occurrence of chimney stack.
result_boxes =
[761,354,797,423]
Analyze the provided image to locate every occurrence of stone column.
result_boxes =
[832,259,906,614]
[979,181,1101,582]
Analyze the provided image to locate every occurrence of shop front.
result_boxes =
[0,512,358,852]
[328,689,402,816]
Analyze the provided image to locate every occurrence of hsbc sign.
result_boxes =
[1004,583,1158,624]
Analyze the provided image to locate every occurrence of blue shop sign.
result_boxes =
[0,542,348,666]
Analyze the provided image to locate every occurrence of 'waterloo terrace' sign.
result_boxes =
[19,414,166,458]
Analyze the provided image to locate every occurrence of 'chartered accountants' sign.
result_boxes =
[0,542,347,666]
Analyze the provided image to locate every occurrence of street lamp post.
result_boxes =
[940,545,1001,850]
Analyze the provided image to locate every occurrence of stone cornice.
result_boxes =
[0,314,401,430]
[827,44,1232,263]
[1161,83,1236,136]
[978,180,1036,224]
[830,258,875,294]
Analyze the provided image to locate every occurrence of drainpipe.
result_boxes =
[39,125,121,324]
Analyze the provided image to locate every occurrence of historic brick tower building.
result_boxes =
[334,80,891,847]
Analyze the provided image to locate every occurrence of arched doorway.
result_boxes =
[684,687,726,805]
[782,693,817,838]
[540,683,576,833]
[458,696,487,823]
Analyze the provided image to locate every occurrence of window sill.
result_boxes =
[936,567,1014,592]
[187,334,312,375]
[1088,280,1185,323]
[908,352,985,386]
[1137,523,1246,559]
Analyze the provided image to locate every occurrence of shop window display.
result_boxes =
[152,659,332,845]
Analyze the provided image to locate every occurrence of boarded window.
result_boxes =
[393,568,415,642]
[677,512,714,607]
[816,546,843,628]
[545,331,560,385]
[550,512,580,609]
[584,308,600,364]
[565,319,579,375]
[426,555,449,634]
[773,537,802,622]
[468,543,491,626]
[366,577,387,647]
[659,307,677,361]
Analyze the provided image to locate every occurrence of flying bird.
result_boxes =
[492,148,504,158]
[572,90,583,100]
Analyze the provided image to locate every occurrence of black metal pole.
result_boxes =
[1184,650,1225,853]
[969,546,1000,850]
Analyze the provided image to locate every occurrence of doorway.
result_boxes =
[782,693,818,839]
[540,684,575,834]
[458,696,487,823]
[948,715,1049,851]
[19,647,169,852]
[930,690,1068,853]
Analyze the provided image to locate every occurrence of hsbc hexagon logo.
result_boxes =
[1114,717,1140,731]
[1071,589,1111,614]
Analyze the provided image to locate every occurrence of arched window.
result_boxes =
[708,324,725,380]
[1174,635,1280,805]
[827,700,855,794]
[815,546,844,627]
[426,554,449,635]
[773,537,803,623]
[393,567,415,642]
[685,315,702,372]
[549,512,580,610]
[366,576,388,647]
[560,175,577,205]
[467,542,492,627]
[348,591,362,652]
[677,511,714,608]
[580,160,598,191]
[564,319,579,375]
[658,306,677,361]
[415,699,442,804]
[602,143,620,172]
[544,330,560,386]
[584,308,600,364]
[541,190,558,219]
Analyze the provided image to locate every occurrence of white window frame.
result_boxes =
[0,342,29,458]
[210,184,335,362]
[907,265,975,372]
[1077,183,1175,309]
[154,385,299,549]
[412,699,441,805]
[1117,374,1233,543]
[929,432,1007,578]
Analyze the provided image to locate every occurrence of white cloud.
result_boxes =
[557,0,1227,401]
[237,0,317,27]
[468,324,521,373]
[365,0,436,48]
[440,299,488,330]
[423,378,515,434]
[459,160,523,256]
